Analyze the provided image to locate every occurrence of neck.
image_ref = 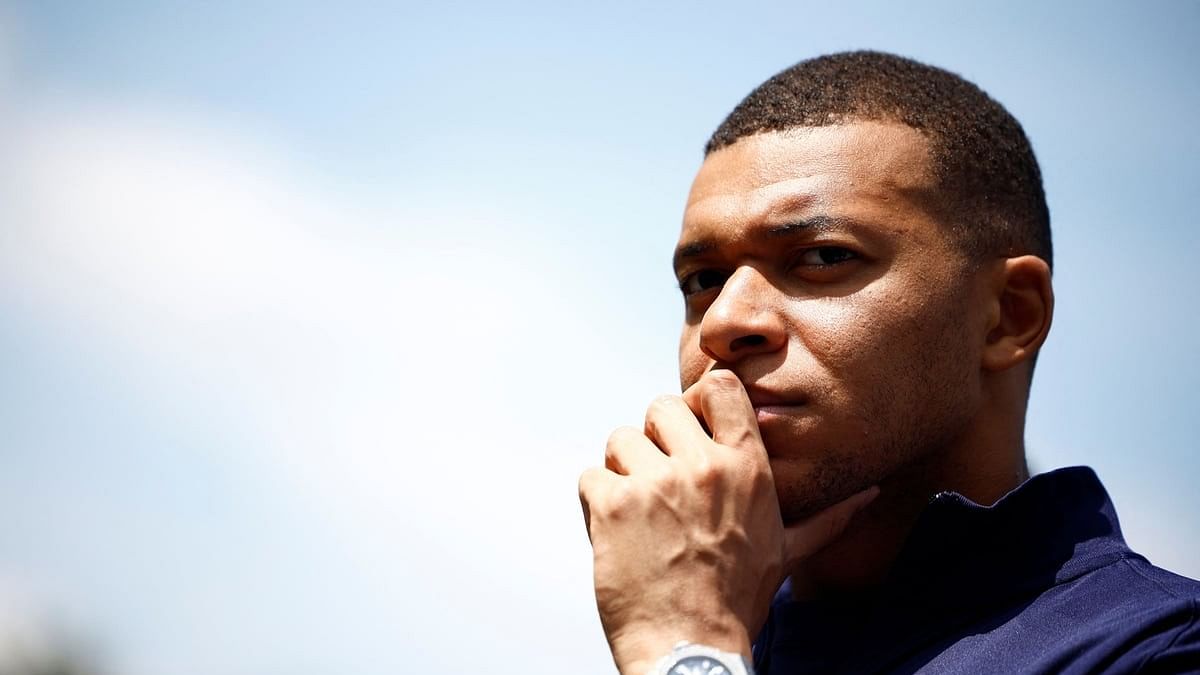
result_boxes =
[790,394,1030,600]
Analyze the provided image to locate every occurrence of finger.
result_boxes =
[683,370,762,453]
[578,466,617,544]
[643,395,711,460]
[605,426,668,475]
[781,485,880,568]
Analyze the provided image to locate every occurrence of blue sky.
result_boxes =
[0,2,1197,673]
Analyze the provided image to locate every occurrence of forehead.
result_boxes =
[683,122,937,236]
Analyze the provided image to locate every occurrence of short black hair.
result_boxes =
[707,50,1052,269]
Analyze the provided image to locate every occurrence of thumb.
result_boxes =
[781,486,879,568]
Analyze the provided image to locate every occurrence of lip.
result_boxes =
[743,385,808,425]
[753,404,808,428]
[742,384,806,409]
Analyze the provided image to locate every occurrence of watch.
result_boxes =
[648,641,756,675]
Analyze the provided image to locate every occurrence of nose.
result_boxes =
[698,266,787,364]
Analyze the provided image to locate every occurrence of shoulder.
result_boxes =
[1121,555,1200,600]
[1119,559,1200,674]
[1044,551,1199,623]
[916,554,1200,674]
[1025,554,1200,673]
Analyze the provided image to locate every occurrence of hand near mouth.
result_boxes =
[579,369,879,675]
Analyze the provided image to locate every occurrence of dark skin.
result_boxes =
[579,121,1053,674]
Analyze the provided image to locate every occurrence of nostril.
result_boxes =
[730,334,767,351]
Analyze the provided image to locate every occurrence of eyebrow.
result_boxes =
[672,215,852,271]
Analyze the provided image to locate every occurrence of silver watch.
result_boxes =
[648,641,755,675]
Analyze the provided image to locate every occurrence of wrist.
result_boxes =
[610,623,752,675]
[637,641,756,675]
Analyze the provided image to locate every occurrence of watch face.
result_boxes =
[668,655,732,675]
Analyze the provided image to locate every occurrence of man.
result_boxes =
[578,51,1199,675]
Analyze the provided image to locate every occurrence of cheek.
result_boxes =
[791,289,957,390]
[791,294,898,365]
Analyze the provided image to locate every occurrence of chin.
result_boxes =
[770,454,877,523]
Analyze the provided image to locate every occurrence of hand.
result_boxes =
[579,370,878,675]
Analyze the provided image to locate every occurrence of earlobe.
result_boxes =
[982,256,1054,372]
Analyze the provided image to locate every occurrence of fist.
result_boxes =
[579,370,877,674]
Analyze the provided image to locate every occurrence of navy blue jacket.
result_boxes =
[752,467,1200,673]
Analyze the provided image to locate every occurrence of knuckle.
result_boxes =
[753,467,775,493]
[605,426,640,455]
[648,394,682,413]
[827,513,845,539]
[690,454,724,488]
[601,481,637,518]
[578,467,602,500]
[644,395,681,429]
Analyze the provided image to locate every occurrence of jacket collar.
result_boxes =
[755,467,1135,673]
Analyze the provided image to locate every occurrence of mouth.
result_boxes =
[753,405,809,428]
[743,385,808,423]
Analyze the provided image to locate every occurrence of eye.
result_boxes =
[679,268,730,296]
[796,246,858,266]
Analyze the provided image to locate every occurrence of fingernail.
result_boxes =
[858,485,881,506]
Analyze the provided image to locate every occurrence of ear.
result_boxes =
[982,256,1054,372]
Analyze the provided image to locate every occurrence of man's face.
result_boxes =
[675,121,987,521]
